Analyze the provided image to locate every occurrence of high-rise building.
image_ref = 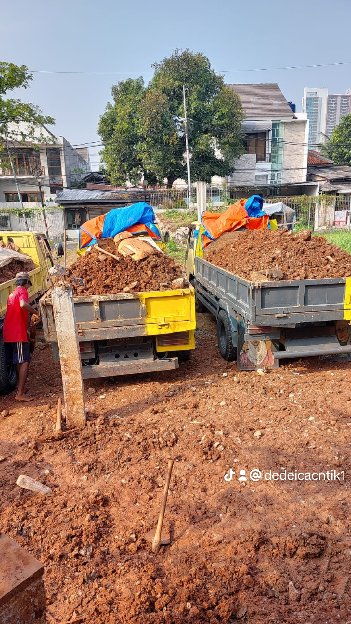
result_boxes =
[303,88,351,149]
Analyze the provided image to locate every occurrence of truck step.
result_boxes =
[276,336,351,359]
[81,357,178,379]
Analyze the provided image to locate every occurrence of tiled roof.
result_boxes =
[228,83,294,120]
[307,150,333,166]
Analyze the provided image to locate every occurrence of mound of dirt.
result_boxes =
[0,258,35,284]
[204,229,351,280]
[66,240,185,295]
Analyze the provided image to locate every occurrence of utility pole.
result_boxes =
[183,85,191,209]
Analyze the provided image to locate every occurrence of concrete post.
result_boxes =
[51,286,86,428]
[195,181,207,221]
[0,534,45,624]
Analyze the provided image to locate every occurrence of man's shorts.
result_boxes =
[5,342,31,364]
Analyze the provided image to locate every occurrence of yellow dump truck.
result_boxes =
[40,286,196,379]
[0,232,53,393]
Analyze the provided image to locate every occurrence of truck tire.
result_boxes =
[216,310,237,362]
[0,337,17,394]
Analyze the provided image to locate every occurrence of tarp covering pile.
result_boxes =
[79,202,161,249]
[201,195,269,248]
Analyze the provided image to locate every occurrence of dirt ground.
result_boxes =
[0,313,350,624]
[204,230,351,280]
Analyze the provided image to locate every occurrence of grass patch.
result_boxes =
[163,209,197,226]
[164,239,186,264]
[317,230,351,254]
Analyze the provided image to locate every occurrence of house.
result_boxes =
[225,83,311,192]
[0,123,91,205]
[56,188,150,239]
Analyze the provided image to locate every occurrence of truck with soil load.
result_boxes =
[40,203,196,380]
[186,198,351,370]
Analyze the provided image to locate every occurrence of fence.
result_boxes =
[0,191,350,240]
[0,204,64,242]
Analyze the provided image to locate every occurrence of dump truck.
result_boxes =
[0,232,53,393]
[186,224,351,370]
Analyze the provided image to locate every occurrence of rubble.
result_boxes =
[204,229,351,280]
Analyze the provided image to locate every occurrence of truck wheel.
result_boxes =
[176,350,191,362]
[217,310,237,361]
[0,337,17,394]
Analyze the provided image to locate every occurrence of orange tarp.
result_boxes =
[80,214,106,248]
[202,200,248,241]
[246,215,269,230]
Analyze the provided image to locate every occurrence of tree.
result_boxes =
[0,62,55,146]
[98,50,244,186]
[98,77,146,186]
[321,114,351,165]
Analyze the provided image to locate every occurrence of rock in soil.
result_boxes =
[204,229,351,280]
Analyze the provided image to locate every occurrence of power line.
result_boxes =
[28,60,351,76]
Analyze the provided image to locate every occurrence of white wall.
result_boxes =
[281,118,308,184]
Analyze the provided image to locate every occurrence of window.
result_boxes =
[66,208,87,230]
[0,215,10,228]
[5,192,41,203]
[47,148,62,178]
[245,133,267,161]
[1,149,42,176]
[255,174,268,184]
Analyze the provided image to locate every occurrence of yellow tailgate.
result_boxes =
[138,288,196,335]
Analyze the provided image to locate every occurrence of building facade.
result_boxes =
[302,87,351,149]
[226,84,309,188]
[0,123,91,204]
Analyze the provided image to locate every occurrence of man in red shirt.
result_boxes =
[3,272,38,401]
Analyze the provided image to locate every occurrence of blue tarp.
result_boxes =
[101,202,157,238]
[245,195,265,217]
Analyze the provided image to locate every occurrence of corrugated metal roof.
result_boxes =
[228,83,294,120]
[55,188,147,203]
[309,165,351,180]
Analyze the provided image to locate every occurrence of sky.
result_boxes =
[1,0,351,169]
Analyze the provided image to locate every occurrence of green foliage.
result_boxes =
[98,78,147,185]
[319,230,351,254]
[164,239,186,264]
[0,62,54,146]
[163,209,197,226]
[321,114,351,165]
[98,50,244,186]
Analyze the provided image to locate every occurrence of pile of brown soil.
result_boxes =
[204,229,351,280]
[0,258,35,284]
[66,241,184,295]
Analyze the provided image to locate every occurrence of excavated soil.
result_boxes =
[204,230,351,280]
[66,241,184,295]
[0,258,35,284]
[0,316,350,623]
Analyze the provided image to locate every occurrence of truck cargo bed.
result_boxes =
[195,257,350,325]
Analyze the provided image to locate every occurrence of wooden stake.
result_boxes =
[51,286,86,428]
[94,245,120,262]
[152,459,174,554]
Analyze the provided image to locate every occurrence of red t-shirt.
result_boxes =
[3,286,29,343]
